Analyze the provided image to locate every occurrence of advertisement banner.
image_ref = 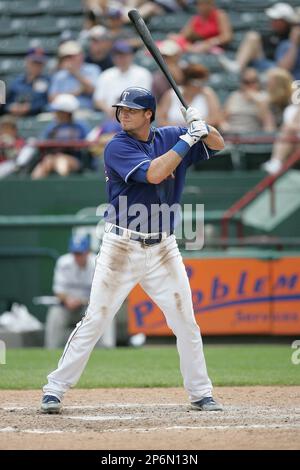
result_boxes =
[271,258,300,335]
[128,257,300,335]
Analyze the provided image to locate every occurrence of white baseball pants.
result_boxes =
[43,228,212,402]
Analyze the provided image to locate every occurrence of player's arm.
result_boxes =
[146,149,183,184]
[147,122,224,184]
[201,125,225,150]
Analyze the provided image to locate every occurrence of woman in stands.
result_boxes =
[265,67,293,128]
[262,103,300,174]
[172,0,232,54]
[157,63,222,127]
[220,68,275,134]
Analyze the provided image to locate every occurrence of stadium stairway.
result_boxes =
[242,170,300,236]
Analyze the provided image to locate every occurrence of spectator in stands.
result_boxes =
[45,234,96,349]
[124,0,190,21]
[104,6,125,32]
[103,7,142,49]
[83,0,108,17]
[219,2,300,80]
[93,40,152,116]
[0,116,25,178]
[85,25,114,71]
[6,48,49,117]
[262,103,300,174]
[49,41,100,110]
[265,67,293,128]
[79,9,101,43]
[152,39,184,103]
[172,0,232,54]
[31,94,90,179]
[220,68,275,134]
[157,63,222,127]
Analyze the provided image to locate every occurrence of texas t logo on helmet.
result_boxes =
[113,87,156,122]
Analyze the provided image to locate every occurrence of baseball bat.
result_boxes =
[128,9,188,109]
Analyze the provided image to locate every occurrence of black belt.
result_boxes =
[110,225,167,246]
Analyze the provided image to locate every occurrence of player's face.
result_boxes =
[118,107,150,131]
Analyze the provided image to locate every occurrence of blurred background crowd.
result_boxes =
[0,0,300,178]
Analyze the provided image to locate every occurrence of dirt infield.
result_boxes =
[0,387,299,450]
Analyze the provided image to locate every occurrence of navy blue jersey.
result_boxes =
[104,126,217,233]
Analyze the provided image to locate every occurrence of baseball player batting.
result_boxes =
[41,87,225,414]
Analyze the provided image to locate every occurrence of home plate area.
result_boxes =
[0,387,299,449]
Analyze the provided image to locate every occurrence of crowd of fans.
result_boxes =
[0,0,300,178]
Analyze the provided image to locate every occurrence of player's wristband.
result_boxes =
[172,139,191,159]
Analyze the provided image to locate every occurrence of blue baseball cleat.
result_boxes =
[41,395,62,414]
[191,396,223,411]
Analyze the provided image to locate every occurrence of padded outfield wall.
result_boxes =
[0,173,299,334]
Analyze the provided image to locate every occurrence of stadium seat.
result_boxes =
[39,0,83,16]
[231,0,274,12]
[148,12,192,33]
[239,143,273,170]
[0,58,26,74]
[0,73,21,88]
[217,89,231,104]
[2,0,43,16]
[194,148,234,171]
[228,12,258,31]
[134,51,156,72]
[184,53,224,73]
[10,17,61,36]
[227,32,245,52]
[26,36,61,54]
[85,113,106,130]
[17,118,47,139]
[56,16,82,33]
[0,17,14,37]
[0,58,25,88]
[208,72,240,92]
[0,36,29,55]
[150,32,166,42]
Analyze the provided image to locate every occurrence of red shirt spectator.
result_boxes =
[174,0,232,54]
[190,8,220,40]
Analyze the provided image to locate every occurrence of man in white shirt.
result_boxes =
[45,234,96,348]
[93,40,152,117]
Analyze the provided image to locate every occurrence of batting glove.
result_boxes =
[179,120,209,147]
[181,106,203,125]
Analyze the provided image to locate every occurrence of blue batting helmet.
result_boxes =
[112,87,156,122]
